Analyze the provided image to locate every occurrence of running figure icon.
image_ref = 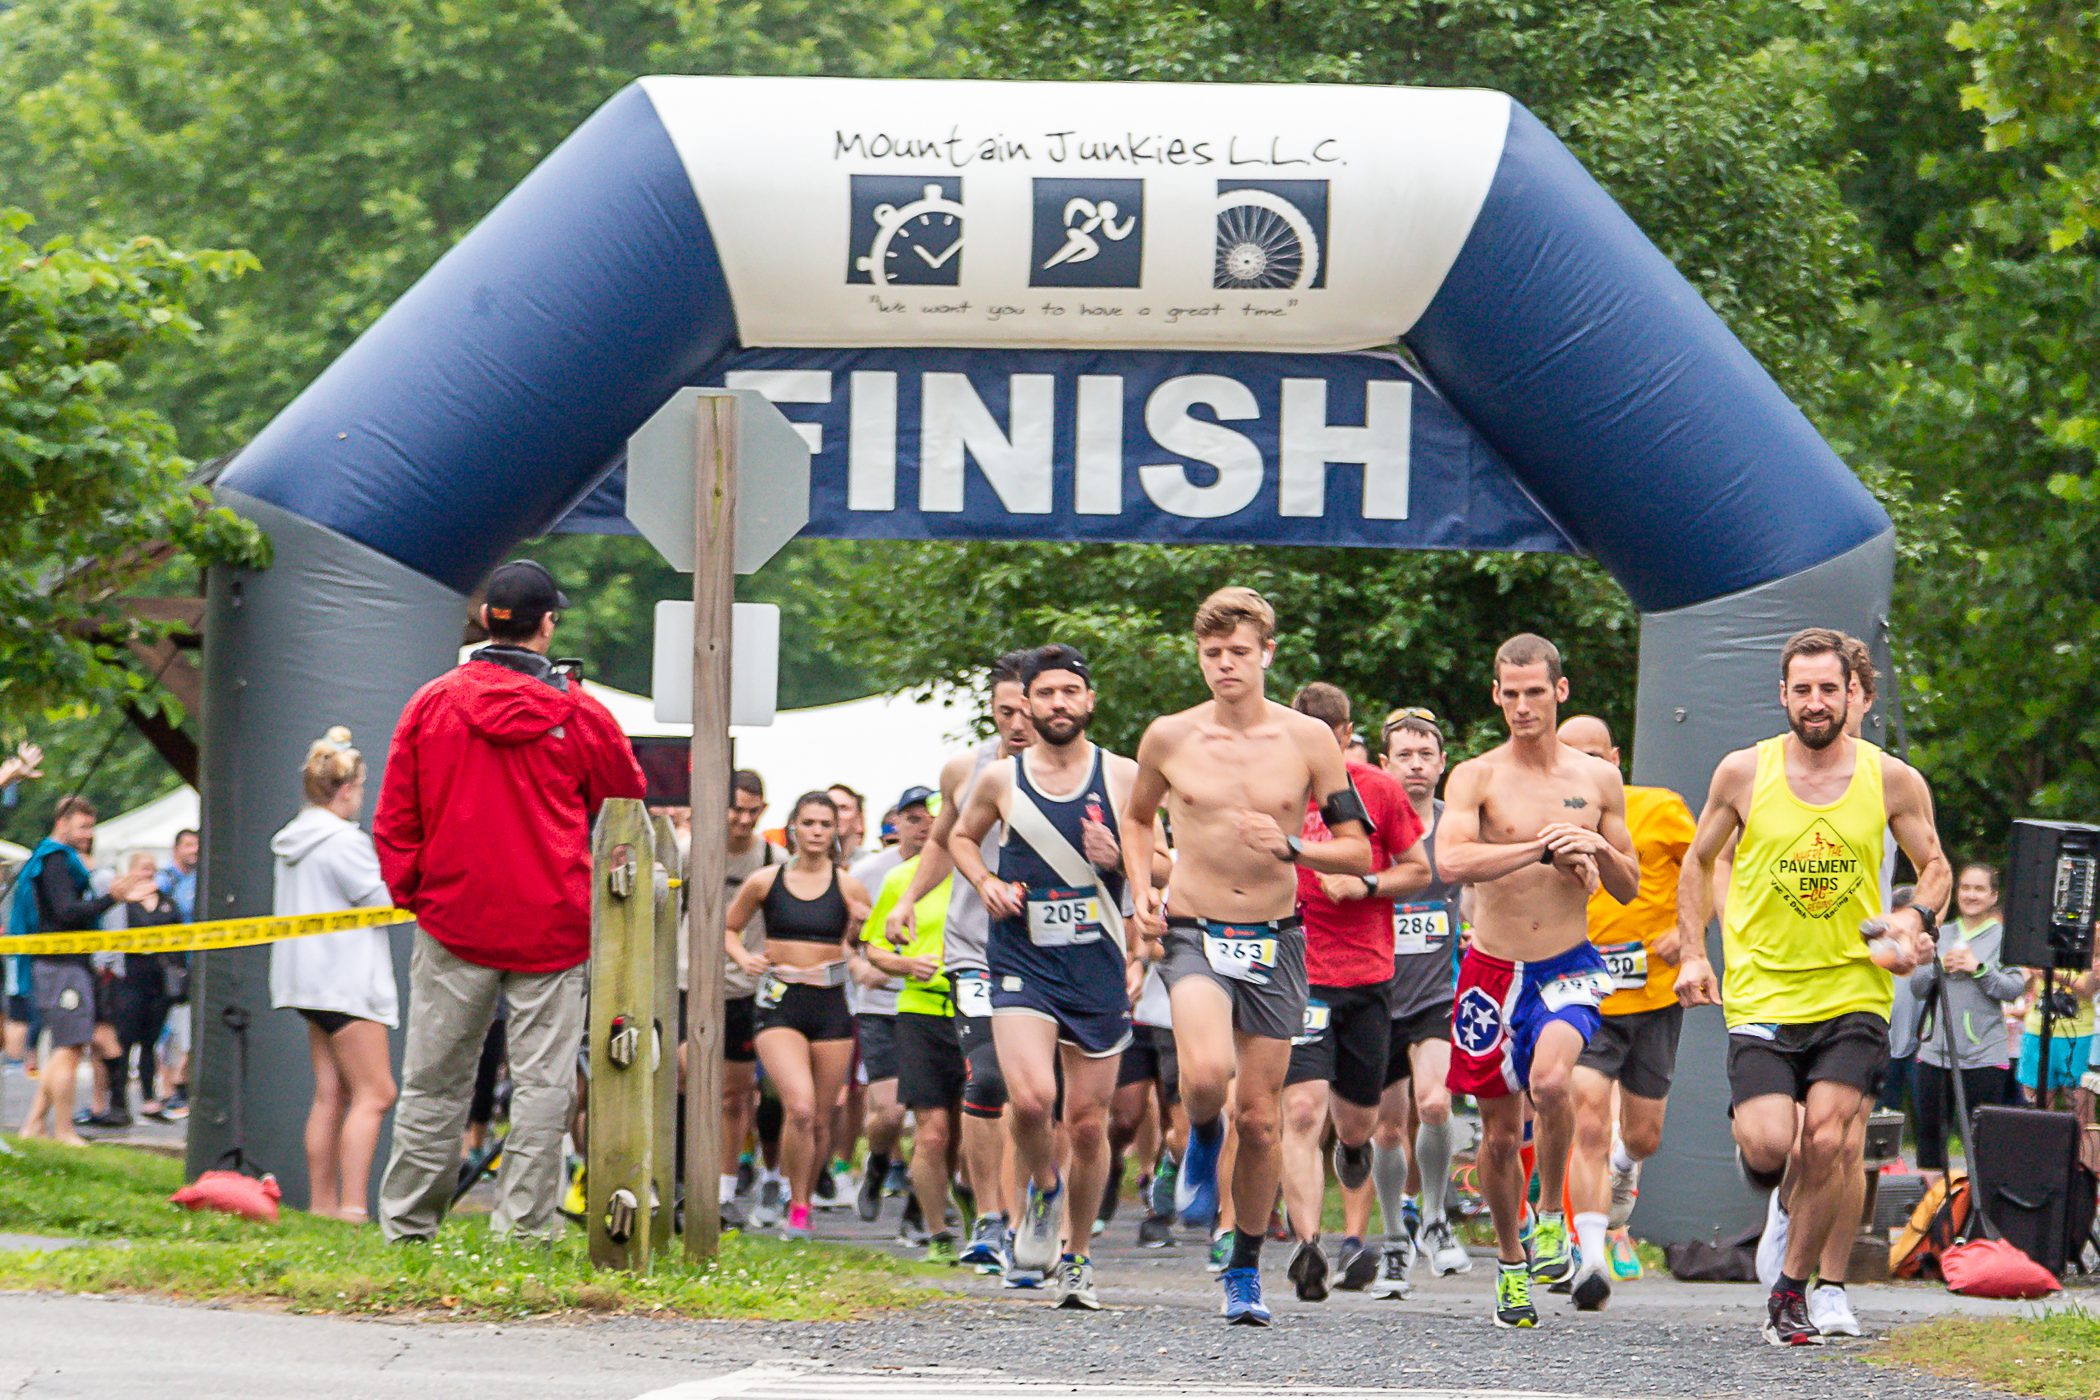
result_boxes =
[1042,198,1137,270]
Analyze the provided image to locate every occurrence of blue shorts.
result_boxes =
[1449,941,1608,1099]
[990,972,1132,1058]
[2017,1031,2091,1092]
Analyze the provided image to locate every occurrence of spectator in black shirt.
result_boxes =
[11,796,154,1144]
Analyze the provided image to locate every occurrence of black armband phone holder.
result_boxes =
[1319,781,1375,834]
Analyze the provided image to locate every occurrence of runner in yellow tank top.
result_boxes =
[1673,628,1950,1348]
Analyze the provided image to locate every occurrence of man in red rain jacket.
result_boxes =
[375,559,644,1242]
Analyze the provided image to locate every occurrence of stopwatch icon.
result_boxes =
[854,183,966,287]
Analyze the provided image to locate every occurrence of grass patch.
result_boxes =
[0,1137,936,1321]
[1873,1307,2100,1400]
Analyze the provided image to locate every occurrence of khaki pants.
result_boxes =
[379,930,585,1242]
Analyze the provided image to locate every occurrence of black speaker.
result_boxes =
[1968,1105,2089,1275]
[2001,819,2100,970]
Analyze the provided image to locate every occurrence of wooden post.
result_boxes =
[587,798,655,1272]
[683,394,737,1262]
[648,811,682,1260]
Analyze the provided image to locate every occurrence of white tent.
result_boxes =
[88,682,977,863]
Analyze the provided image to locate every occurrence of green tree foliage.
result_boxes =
[0,0,952,455]
[0,210,266,724]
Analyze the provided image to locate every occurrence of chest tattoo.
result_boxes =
[1562,796,1588,810]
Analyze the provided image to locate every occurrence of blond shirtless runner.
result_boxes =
[1434,634,1637,1327]
[1122,588,1372,1326]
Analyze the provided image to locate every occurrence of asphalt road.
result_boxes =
[4,1179,2071,1400]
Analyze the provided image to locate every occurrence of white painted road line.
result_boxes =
[633,1366,1628,1400]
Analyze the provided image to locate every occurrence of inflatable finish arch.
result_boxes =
[197,78,1894,1241]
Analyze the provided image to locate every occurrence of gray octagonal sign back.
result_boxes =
[624,387,811,574]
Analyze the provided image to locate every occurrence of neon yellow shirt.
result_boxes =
[861,856,954,1016]
[1721,736,1890,1028]
[1588,785,1697,1016]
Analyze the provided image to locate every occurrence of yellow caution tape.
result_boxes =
[0,905,410,957]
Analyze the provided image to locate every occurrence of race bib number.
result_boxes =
[1027,891,1104,946]
[1393,903,1452,957]
[1203,926,1280,984]
[1598,940,1648,990]
[1538,970,1613,1013]
[756,974,786,1011]
[954,972,993,1019]
[1294,998,1332,1045]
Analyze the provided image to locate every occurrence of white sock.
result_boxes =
[762,1168,788,1190]
[1575,1211,1608,1271]
[719,1173,738,1204]
[1609,1140,1636,1175]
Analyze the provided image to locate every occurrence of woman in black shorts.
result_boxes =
[724,792,872,1239]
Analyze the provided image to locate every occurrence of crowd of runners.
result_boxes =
[699,587,1950,1347]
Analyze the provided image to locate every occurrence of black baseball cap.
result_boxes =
[1021,643,1091,689]
[484,559,570,626]
[896,785,936,811]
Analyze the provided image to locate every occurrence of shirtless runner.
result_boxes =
[1434,634,1638,1327]
[1122,588,1373,1326]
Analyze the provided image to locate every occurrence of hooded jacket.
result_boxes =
[270,805,399,1026]
[373,648,646,973]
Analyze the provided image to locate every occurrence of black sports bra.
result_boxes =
[760,862,850,945]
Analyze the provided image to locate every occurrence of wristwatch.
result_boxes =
[1913,903,1940,936]
[1282,835,1304,863]
[1360,873,1380,896]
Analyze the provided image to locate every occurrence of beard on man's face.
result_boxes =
[1788,703,1846,751]
[1033,705,1094,746]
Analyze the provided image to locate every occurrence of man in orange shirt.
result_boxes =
[1557,715,1695,1309]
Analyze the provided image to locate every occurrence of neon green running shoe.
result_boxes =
[1494,1262,1538,1328]
[923,1231,961,1266]
[1529,1215,1575,1286]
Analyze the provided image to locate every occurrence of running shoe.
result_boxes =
[923,1231,960,1266]
[752,1176,785,1230]
[999,1226,1040,1288]
[1208,1229,1233,1274]
[1528,1215,1575,1286]
[1570,1261,1611,1312]
[883,1160,909,1196]
[897,1194,929,1247]
[1219,1266,1271,1326]
[1607,1153,1641,1230]
[1763,1285,1822,1346]
[1332,1139,1373,1191]
[1013,1176,1064,1272]
[1149,1152,1177,1220]
[1287,1237,1330,1301]
[960,1214,1006,1269]
[856,1163,885,1222]
[735,1155,757,1198]
[1335,1235,1380,1292]
[1755,1185,1790,1292]
[1605,1227,1643,1281]
[559,1161,588,1222]
[952,1177,977,1230]
[1054,1253,1100,1310]
[780,1202,813,1242]
[1421,1218,1472,1276]
[1136,1213,1176,1248]
[1369,1241,1413,1299]
[1493,1263,1538,1328]
[1177,1121,1223,1229]
[813,1167,840,1209]
[1807,1284,1861,1338]
[1399,1196,1422,1243]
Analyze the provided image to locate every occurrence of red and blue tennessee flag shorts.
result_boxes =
[1448,941,1609,1099]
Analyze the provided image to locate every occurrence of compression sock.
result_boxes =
[1415,1117,1455,1227]
[1574,1212,1608,1271]
[1777,1270,1808,1298]
[865,1150,891,1191]
[1519,1141,1537,1199]
[103,1058,128,1114]
[1372,1139,1411,1239]
[1230,1226,1264,1271]
[1609,1139,1636,1176]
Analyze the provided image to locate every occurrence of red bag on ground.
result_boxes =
[1939,1238,2060,1299]
[171,1171,281,1223]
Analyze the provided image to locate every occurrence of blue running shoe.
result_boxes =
[960,1213,1006,1270]
[1014,1176,1064,1273]
[1219,1265,1271,1326]
[1400,1196,1422,1244]
[1177,1120,1223,1229]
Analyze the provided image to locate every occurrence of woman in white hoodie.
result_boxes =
[271,728,399,1222]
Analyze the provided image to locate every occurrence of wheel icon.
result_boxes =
[1213,188,1320,291]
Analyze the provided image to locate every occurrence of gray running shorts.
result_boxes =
[1158,918,1307,1043]
[32,961,96,1049]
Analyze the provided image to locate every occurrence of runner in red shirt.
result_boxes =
[1279,683,1430,1301]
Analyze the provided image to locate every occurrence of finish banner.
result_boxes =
[568,347,1574,555]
